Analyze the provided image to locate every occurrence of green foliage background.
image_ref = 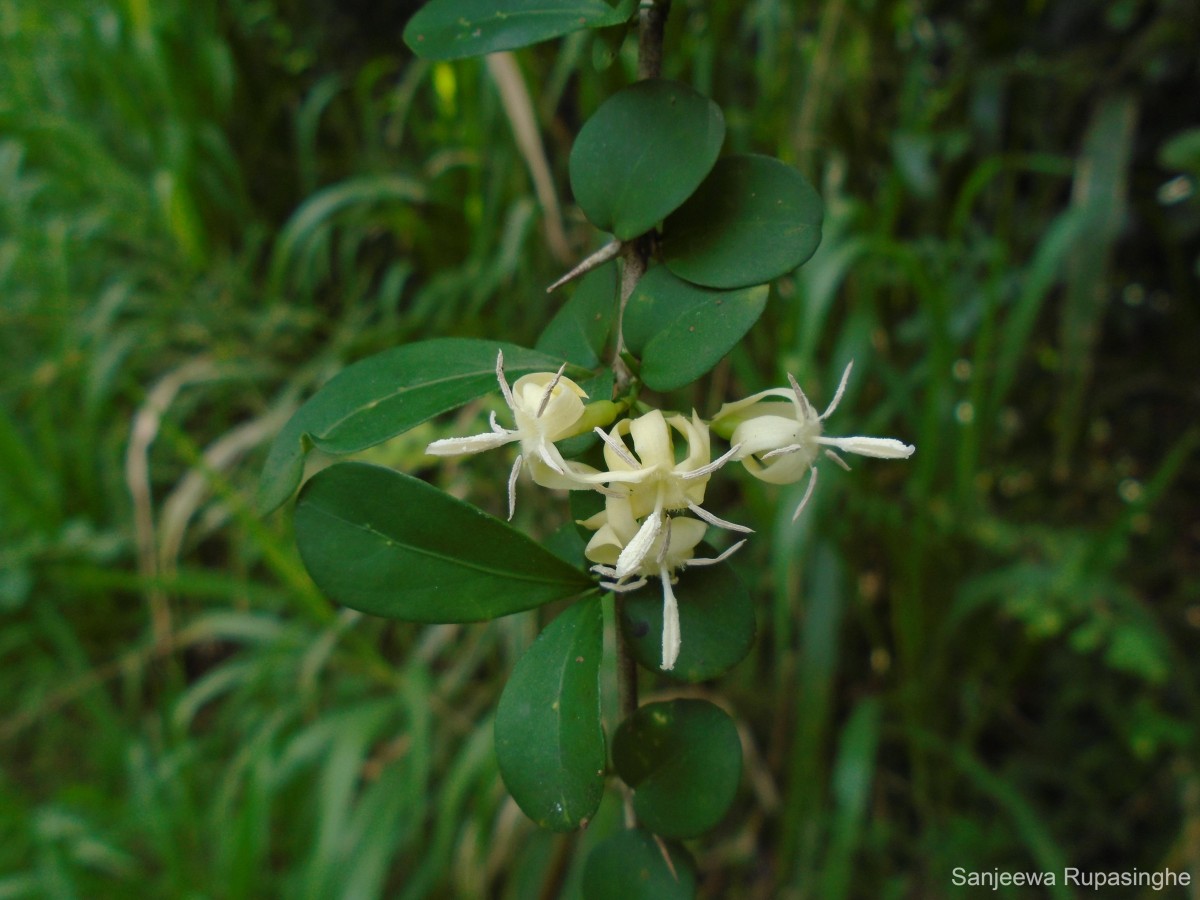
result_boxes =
[2,0,1198,896]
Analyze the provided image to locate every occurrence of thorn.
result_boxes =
[545,240,622,293]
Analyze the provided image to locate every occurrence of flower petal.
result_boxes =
[425,430,515,456]
[616,509,662,579]
[629,409,674,472]
[659,567,681,671]
[818,435,915,458]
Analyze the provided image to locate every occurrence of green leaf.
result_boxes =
[536,264,617,368]
[622,265,768,391]
[619,558,754,682]
[569,80,724,239]
[663,154,823,289]
[612,699,742,838]
[293,462,593,622]
[582,829,697,900]
[495,600,606,831]
[1159,127,1200,173]
[259,339,577,514]
[403,0,636,61]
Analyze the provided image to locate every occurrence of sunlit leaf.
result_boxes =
[663,154,823,289]
[294,462,593,622]
[259,339,579,514]
[612,699,742,838]
[403,0,636,61]
[622,265,767,391]
[495,599,605,830]
[569,80,724,239]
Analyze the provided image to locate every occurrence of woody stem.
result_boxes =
[611,0,671,830]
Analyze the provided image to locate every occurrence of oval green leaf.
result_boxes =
[569,80,724,239]
[612,699,742,838]
[403,0,636,61]
[582,829,697,900]
[622,265,768,391]
[294,462,594,622]
[536,263,617,368]
[259,339,579,514]
[619,557,754,682]
[495,599,605,831]
[663,154,824,289]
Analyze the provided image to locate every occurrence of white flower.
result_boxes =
[713,361,915,520]
[590,409,750,581]
[425,350,600,518]
[582,497,745,671]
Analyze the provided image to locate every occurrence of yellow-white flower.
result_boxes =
[582,497,745,671]
[590,409,749,581]
[425,350,599,518]
[713,361,915,520]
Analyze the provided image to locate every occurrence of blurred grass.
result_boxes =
[2,0,1199,897]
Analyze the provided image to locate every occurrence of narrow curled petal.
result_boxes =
[685,500,753,534]
[821,361,853,420]
[425,430,515,456]
[659,567,681,671]
[506,454,522,520]
[818,436,915,459]
[680,440,742,480]
[791,466,818,521]
[495,350,516,411]
[686,538,747,568]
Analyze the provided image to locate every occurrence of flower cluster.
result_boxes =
[426,351,914,671]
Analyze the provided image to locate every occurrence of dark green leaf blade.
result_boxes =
[569,80,724,239]
[259,339,578,514]
[582,829,697,900]
[663,154,824,289]
[536,263,617,368]
[403,0,636,61]
[619,557,754,682]
[622,265,767,391]
[612,699,742,838]
[495,599,606,831]
[294,462,593,622]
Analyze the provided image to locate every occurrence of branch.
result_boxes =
[637,0,671,80]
